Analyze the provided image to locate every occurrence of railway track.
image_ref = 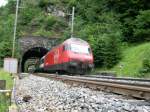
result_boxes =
[84,75,150,82]
[33,73,150,100]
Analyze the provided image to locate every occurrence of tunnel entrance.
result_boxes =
[19,36,58,72]
[21,47,48,72]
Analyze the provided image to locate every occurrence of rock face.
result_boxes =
[15,75,150,112]
[47,5,65,17]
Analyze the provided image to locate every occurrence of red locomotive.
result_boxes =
[37,38,94,74]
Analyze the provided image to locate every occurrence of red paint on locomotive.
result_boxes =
[39,38,94,74]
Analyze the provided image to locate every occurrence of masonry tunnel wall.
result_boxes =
[21,47,48,72]
[19,36,58,72]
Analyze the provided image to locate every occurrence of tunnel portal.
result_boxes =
[19,36,58,72]
[21,47,48,72]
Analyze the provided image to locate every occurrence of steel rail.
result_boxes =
[33,73,150,100]
[61,75,150,87]
[83,75,150,82]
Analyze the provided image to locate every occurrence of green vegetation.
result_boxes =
[0,93,11,112]
[0,0,149,77]
[0,69,13,112]
[112,43,150,77]
[0,69,13,89]
[133,10,150,42]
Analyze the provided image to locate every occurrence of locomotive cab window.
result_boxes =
[70,44,90,54]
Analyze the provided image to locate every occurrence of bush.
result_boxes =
[88,36,105,67]
[44,16,57,30]
[88,34,121,68]
[19,7,41,26]
[44,16,67,31]
[140,58,150,73]
[103,34,121,68]
[33,29,53,37]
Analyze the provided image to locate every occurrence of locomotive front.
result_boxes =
[64,38,94,74]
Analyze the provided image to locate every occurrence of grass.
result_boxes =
[0,69,13,112]
[112,43,150,77]
[0,69,13,89]
[0,94,11,112]
[94,43,150,78]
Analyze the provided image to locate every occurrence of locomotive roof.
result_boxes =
[63,38,89,45]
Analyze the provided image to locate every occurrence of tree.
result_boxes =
[74,12,122,68]
[0,41,12,67]
[105,0,150,42]
[133,10,150,42]
[103,34,121,68]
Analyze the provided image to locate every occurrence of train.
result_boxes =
[36,38,94,74]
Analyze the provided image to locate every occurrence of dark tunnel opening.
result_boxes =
[21,47,48,72]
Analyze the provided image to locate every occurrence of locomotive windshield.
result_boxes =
[70,44,90,54]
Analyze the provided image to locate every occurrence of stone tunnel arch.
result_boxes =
[21,47,48,72]
[19,36,59,72]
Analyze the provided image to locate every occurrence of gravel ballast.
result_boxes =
[15,75,150,112]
